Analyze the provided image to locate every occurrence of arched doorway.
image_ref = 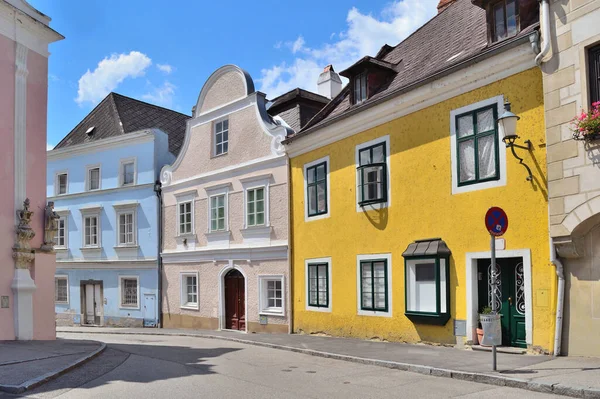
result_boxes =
[224,269,245,330]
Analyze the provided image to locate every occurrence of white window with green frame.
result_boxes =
[356,253,392,317]
[210,194,226,231]
[450,96,506,195]
[355,135,390,211]
[214,118,229,156]
[402,238,451,325]
[246,187,265,227]
[305,257,331,312]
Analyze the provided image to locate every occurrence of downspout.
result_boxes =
[286,155,293,335]
[550,237,565,357]
[154,180,163,328]
[533,0,551,66]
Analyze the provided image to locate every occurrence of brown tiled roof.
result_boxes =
[287,0,538,142]
[54,93,190,156]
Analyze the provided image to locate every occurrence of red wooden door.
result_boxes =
[224,270,245,330]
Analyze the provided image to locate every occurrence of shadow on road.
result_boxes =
[17,342,243,397]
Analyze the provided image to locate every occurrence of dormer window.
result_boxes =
[353,72,368,104]
[491,0,518,42]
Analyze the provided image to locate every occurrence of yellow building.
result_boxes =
[284,0,557,353]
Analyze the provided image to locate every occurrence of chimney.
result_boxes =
[437,0,456,13]
[317,65,342,99]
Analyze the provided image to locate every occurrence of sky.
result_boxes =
[31,0,439,149]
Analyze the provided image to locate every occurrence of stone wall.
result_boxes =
[543,0,600,238]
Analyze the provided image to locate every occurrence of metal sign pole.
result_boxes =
[490,233,497,371]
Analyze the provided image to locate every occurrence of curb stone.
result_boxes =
[58,329,597,398]
[0,342,106,394]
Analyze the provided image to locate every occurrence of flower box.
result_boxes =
[572,102,600,142]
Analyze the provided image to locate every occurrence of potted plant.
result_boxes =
[572,102,600,142]
[477,306,492,346]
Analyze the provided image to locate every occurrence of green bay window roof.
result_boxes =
[402,238,452,258]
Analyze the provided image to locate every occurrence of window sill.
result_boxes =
[119,305,140,310]
[55,301,69,305]
[114,245,139,250]
[259,309,285,317]
[55,247,68,252]
[80,247,101,252]
[405,311,450,326]
[180,304,199,310]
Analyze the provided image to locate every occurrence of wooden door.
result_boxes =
[224,270,245,330]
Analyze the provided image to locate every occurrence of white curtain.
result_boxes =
[459,140,475,182]
[478,135,496,179]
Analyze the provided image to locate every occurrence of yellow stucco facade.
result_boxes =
[289,67,557,353]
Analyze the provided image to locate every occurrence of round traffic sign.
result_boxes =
[485,207,508,236]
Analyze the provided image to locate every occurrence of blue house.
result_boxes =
[47,93,188,327]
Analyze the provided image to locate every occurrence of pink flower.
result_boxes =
[592,101,600,107]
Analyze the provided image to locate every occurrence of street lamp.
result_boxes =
[497,102,533,181]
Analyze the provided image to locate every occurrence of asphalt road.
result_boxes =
[2,333,569,399]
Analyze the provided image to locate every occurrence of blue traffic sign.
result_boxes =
[485,207,508,236]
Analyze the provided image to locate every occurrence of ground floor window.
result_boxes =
[307,263,329,308]
[258,275,284,315]
[55,276,68,304]
[180,272,198,309]
[403,238,451,325]
[120,276,139,308]
[360,259,388,312]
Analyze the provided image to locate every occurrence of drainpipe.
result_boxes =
[534,0,551,66]
[154,180,163,328]
[286,155,293,335]
[550,237,565,357]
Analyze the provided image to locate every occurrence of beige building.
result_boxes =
[159,65,325,333]
[541,0,600,356]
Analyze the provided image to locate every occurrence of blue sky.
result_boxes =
[31,0,438,149]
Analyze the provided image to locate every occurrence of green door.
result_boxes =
[477,258,526,348]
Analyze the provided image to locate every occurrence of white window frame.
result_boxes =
[240,174,271,229]
[303,156,330,222]
[55,216,67,249]
[213,117,229,157]
[356,253,392,317]
[85,164,102,191]
[450,95,506,195]
[305,257,332,312]
[80,206,102,249]
[174,190,197,237]
[209,194,227,232]
[114,203,138,247]
[258,274,285,316]
[54,171,68,196]
[54,275,69,304]
[405,258,446,314]
[355,135,391,212]
[119,157,137,187]
[180,271,199,310]
[118,275,140,309]
[204,183,230,233]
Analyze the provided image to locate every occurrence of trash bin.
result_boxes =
[480,314,502,346]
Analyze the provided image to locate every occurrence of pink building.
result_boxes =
[0,0,63,340]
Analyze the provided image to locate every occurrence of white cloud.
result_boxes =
[142,81,176,108]
[157,63,173,74]
[76,51,152,105]
[258,0,438,97]
[291,36,305,54]
[47,143,54,151]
